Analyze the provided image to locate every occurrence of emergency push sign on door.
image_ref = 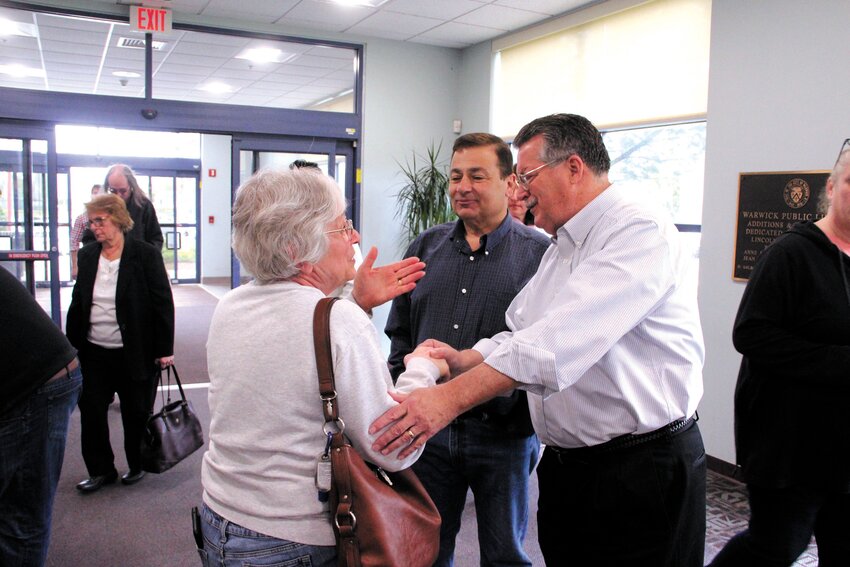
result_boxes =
[130,6,172,34]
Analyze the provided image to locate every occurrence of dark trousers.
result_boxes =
[707,483,850,567]
[537,421,706,567]
[78,342,156,476]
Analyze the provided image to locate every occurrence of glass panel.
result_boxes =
[149,176,175,223]
[0,140,24,251]
[175,177,196,224]
[55,125,201,159]
[0,6,357,113]
[335,155,348,201]
[604,121,706,227]
[257,151,329,173]
[176,226,197,280]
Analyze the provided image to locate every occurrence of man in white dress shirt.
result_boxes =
[371,113,706,567]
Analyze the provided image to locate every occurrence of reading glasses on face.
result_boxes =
[324,219,354,241]
[87,216,108,228]
[516,159,560,187]
[108,186,131,196]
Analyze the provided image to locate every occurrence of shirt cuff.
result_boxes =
[484,339,559,396]
[394,356,439,394]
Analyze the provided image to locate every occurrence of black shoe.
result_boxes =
[121,469,146,485]
[76,471,118,493]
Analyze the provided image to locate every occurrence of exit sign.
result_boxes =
[130,6,172,34]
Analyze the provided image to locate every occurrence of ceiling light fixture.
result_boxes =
[112,71,141,78]
[198,81,233,94]
[235,47,296,65]
[0,18,37,37]
[0,63,46,78]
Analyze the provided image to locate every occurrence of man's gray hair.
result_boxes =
[232,168,344,283]
[818,149,850,215]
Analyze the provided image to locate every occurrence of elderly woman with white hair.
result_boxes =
[198,168,445,567]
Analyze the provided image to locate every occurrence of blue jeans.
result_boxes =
[412,417,539,567]
[0,366,82,567]
[197,504,336,567]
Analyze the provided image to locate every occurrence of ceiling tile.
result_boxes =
[383,0,482,20]
[455,4,549,30]
[414,21,503,47]
[347,11,442,38]
[199,0,299,22]
[493,0,588,16]
[285,0,375,28]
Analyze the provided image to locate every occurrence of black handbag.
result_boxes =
[140,365,204,473]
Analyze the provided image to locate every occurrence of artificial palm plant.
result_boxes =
[395,141,455,248]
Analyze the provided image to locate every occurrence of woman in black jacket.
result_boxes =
[709,149,850,566]
[67,194,174,493]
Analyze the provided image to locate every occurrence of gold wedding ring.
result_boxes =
[397,278,403,286]
[406,429,415,440]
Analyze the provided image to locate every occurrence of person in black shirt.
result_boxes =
[0,268,83,566]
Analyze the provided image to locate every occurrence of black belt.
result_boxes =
[47,357,80,383]
[548,415,697,458]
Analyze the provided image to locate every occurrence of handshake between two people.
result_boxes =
[403,339,484,383]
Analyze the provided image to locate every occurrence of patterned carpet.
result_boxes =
[704,470,819,565]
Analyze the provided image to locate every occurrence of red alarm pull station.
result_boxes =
[208,216,215,224]
[208,168,217,177]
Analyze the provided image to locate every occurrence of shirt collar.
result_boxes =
[556,184,623,247]
[450,213,513,252]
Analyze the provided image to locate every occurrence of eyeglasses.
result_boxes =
[516,159,561,187]
[108,186,132,197]
[86,216,108,228]
[835,138,850,167]
[324,218,354,241]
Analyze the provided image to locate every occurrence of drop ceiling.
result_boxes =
[0,0,594,110]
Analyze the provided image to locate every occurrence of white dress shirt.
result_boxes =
[474,185,704,448]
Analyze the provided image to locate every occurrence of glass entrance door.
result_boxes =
[0,124,61,322]
[147,173,201,283]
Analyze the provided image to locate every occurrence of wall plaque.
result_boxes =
[734,170,829,280]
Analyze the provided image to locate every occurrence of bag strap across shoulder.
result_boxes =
[313,297,341,423]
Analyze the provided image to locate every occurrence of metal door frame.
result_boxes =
[0,120,61,323]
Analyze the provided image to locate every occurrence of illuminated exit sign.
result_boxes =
[130,6,172,33]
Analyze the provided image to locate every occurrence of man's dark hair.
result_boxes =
[452,133,513,179]
[289,159,320,170]
[514,114,611,175]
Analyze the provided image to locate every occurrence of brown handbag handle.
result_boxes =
[313,297,362,566]
[313,297,341,422]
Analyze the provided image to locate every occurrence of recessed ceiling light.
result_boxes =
[0,63,45,78]
[0,18,37,37]
[235,47,296,65]
[198,81,232,94]
[112,71,141,78]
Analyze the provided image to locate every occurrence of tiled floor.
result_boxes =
[704,470,819,565]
